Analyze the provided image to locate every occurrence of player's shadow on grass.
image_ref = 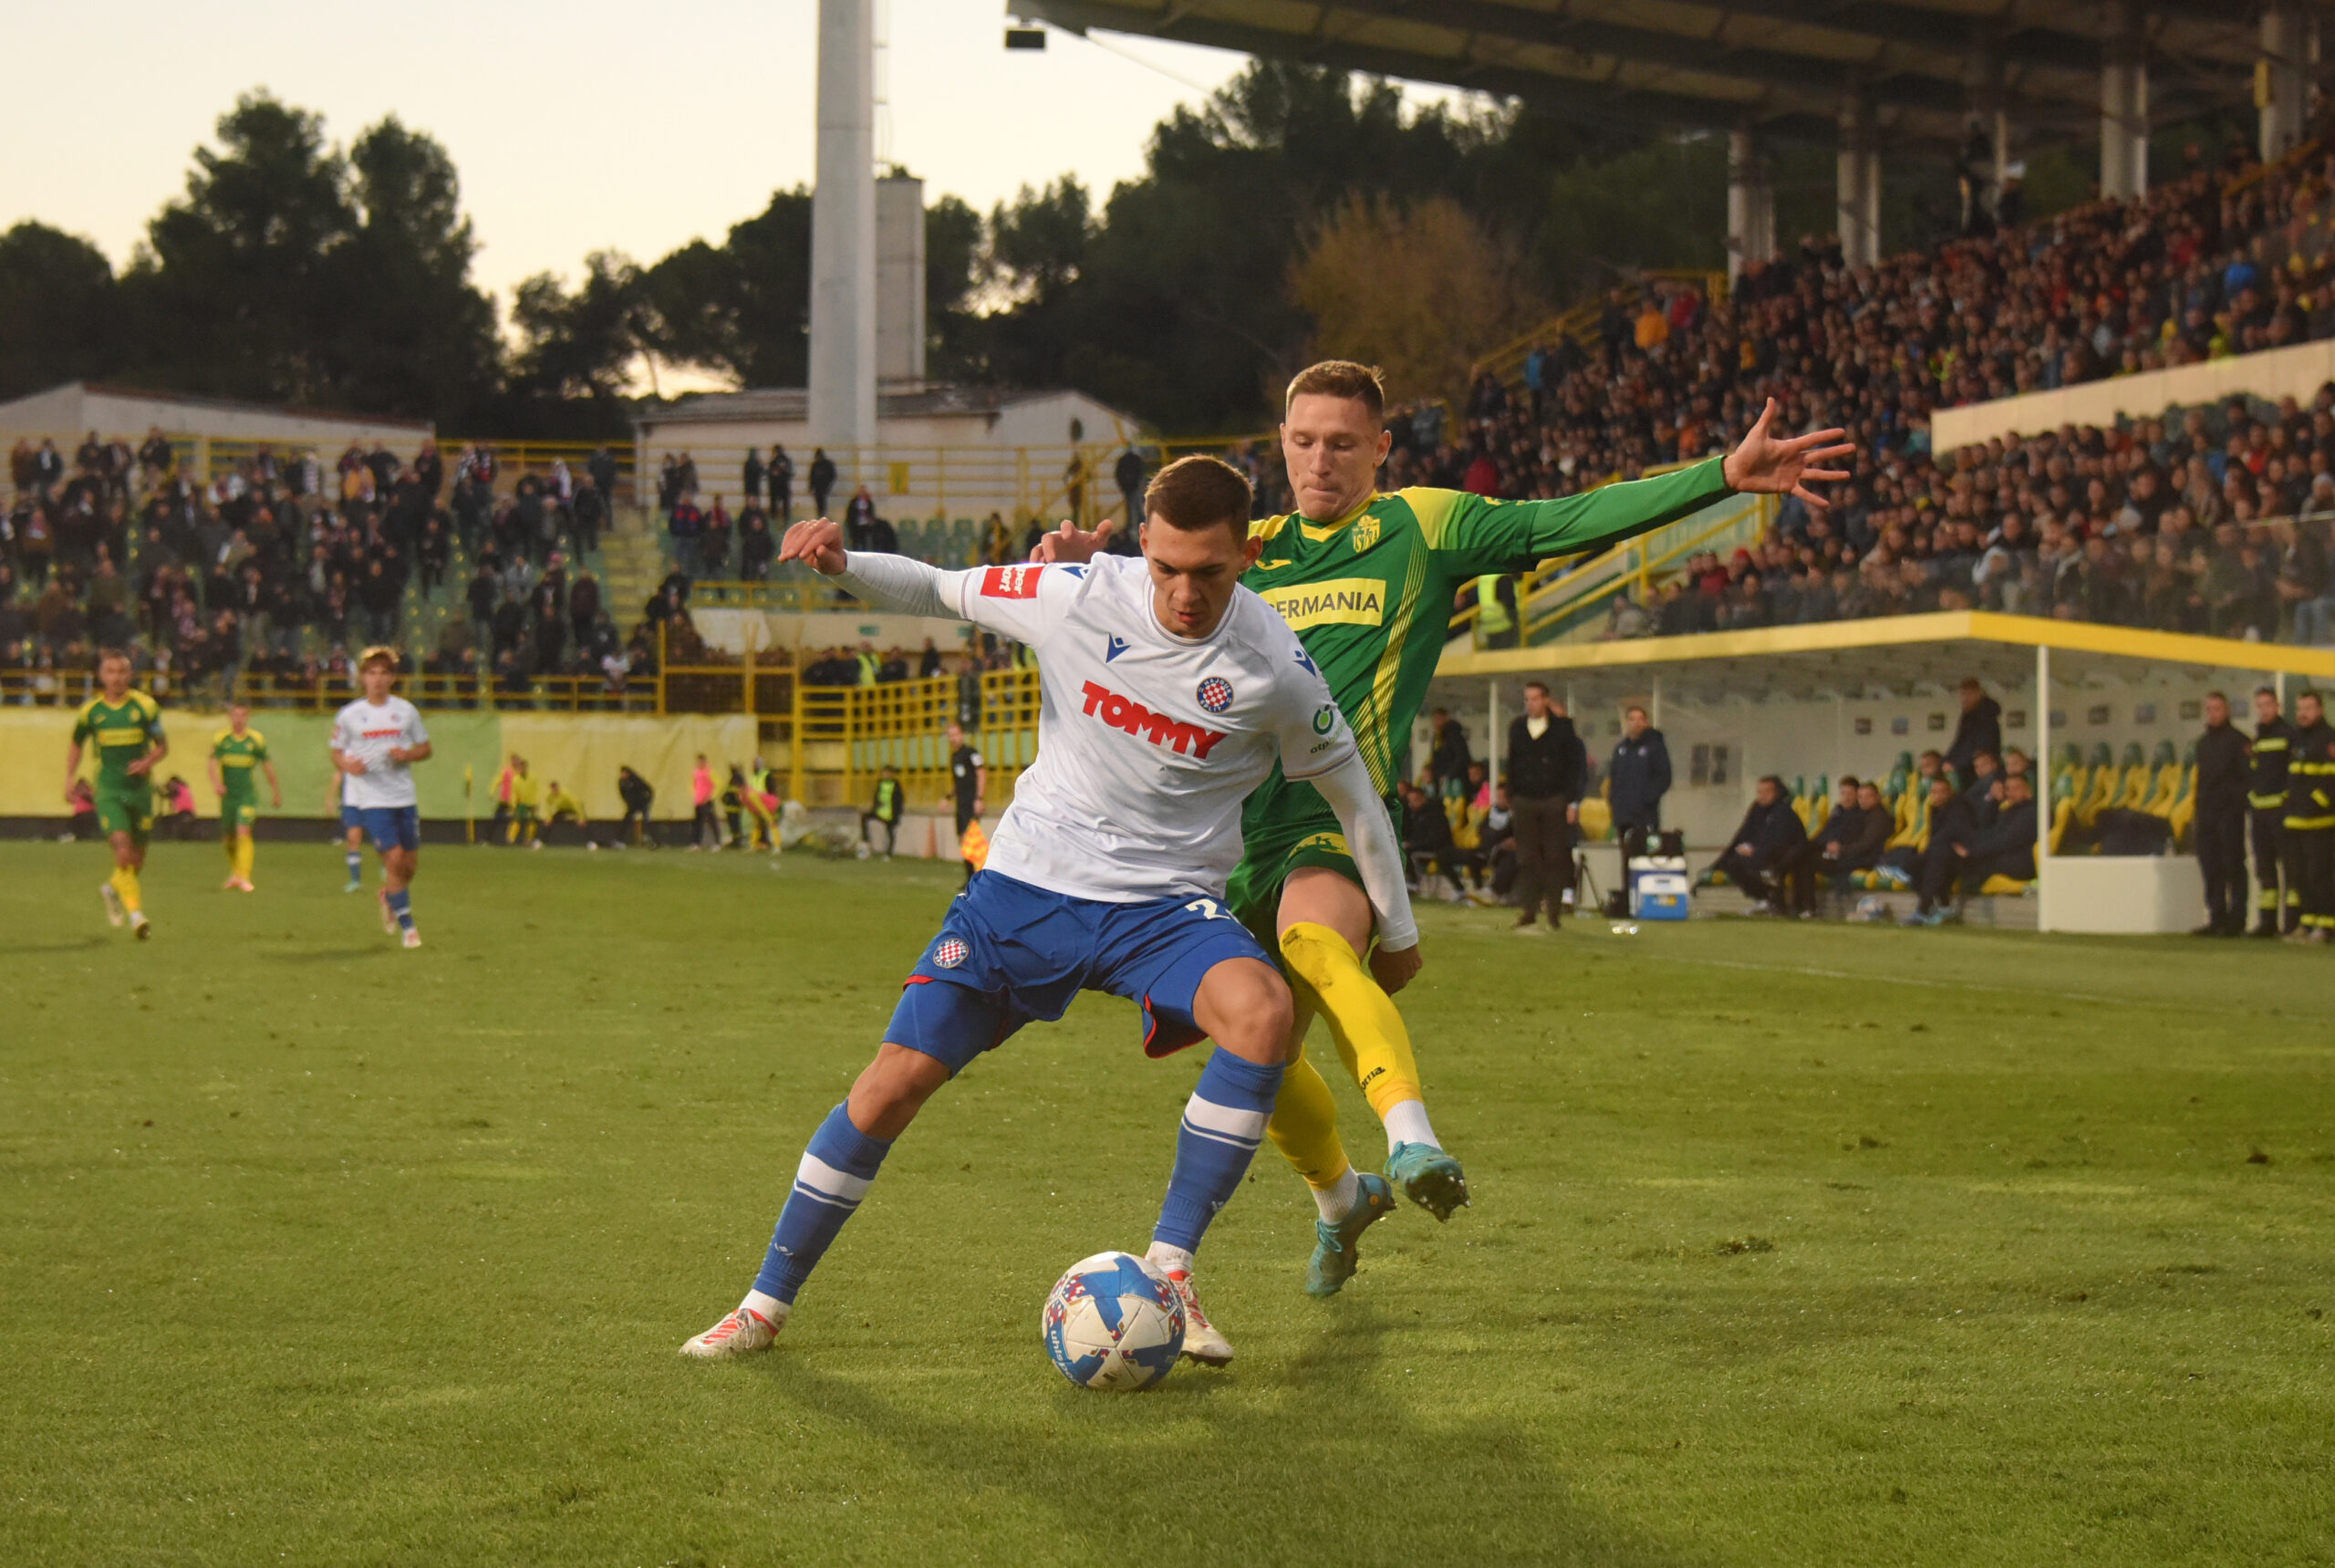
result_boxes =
[758,1302,1699,1566]
[3,936,109,955]
[264,945,398,963]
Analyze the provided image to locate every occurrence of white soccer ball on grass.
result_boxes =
[1042,1251,1185,1391]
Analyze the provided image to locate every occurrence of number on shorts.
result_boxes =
[1183,898,1226,921]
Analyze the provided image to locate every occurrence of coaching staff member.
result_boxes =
[2192,691,2250,936]
[946,719,985,887]
[1507,680,1585,930]
[1608,702,1671,854]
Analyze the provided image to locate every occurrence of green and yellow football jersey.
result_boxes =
[1227,460,1729,920]
[211,728,269,805]
[71,690,166,794]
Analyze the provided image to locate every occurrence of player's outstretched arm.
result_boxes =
[62,740,83,806]
[1721,397,1854,506]
[1308,750,1421,992]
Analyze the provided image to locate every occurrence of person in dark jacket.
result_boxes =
[1906,775,1985,920]
[1607,702,1671,851]
[1399,779,1462,899]
[1945,678,2003,785]
[1427,707,1473,783]
[2284,689,2335,942]
[1506,682,1585,929]
[1781,776,1889,915]
[2192,691,2251,935]
[1712,775,1807,912]
[2248,686,2294,936]
[617,765,655,846]
[1941,774,2039,904]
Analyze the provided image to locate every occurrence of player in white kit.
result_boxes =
[329,648,434,949]
[681,456,1420,1367]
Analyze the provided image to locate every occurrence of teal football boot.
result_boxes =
[1385,1141,1470,1221]
[1304,1172,1396,1297]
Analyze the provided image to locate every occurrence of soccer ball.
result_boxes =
[1042,1251,1185,1391]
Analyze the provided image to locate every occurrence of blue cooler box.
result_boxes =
[1627,857,1691,921]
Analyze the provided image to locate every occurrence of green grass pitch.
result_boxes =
[2,839,2330,1565]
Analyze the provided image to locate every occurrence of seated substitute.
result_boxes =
[1710,774,1807,913]
[1781,776,1889,915]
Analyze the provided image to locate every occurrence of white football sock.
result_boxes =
[1144,1241,1195,1275]
[1383,1098,1439,1153]
[1313,1165,1362,1223]
[742,1289,790,1324]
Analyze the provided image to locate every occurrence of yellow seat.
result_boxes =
[1979,873,2032,896]
[2049,796,2073,855]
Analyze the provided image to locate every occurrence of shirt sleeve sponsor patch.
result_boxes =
[980,565,1043,599]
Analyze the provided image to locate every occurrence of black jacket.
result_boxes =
[1506,713,1583,800]
[1404,795,1456,857]
[2194,722,2250,815]
[1963,798,2038,877]
[1607,729,1672,826]
[1818,803,1889,868]
[2288,720,2335,827]
[1724,796,1805,868]
[617,772,654,813]
[2250,715,2293,809]
[1946,694,2003,783]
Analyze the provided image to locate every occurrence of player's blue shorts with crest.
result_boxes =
[340,804,361,833]
[887,870,1272,1074]
[354,805,420,853]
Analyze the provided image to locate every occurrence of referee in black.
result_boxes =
[946,719,985,886]
[2248,686,2294,937]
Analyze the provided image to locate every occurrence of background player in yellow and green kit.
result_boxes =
[64,649,169,939]
[1039,361,1850,1293]
[208,703,282,891]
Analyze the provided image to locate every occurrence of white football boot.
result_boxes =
[99,883,126,928]
[680,1300,787,1359]
[377,890,399,935]
[401,928,422,950]
[1156,1262,1232,1366]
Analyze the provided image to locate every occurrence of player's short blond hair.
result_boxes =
[358,646,400,673]
[1285,360,1386,424]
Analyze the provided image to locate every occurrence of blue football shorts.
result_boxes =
[354,805,420,854]
[884,870,1273,1075]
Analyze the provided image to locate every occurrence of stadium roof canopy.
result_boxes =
[1012,0,2285,156]
[1433,612,2335,708]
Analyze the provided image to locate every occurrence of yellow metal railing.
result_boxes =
[788,668,1041,810]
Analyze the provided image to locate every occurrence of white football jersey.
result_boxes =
[331,695,430,809]
[944,556,1357,903]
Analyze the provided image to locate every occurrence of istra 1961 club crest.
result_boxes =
[1350,514,1380,551]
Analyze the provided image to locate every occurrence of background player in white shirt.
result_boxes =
[682,457,1419,1368]
[329,647,433,948]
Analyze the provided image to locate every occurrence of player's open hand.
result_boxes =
[1371,942,1422,995]
[1029,518,1113,564]
[777,517,848,575]
[1721,397,1854,507]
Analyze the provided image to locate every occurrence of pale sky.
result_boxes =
[4,1,1472,312]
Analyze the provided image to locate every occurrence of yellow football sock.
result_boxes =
[236,834,255,880]
[1280,920,1422,1123]
[111,865,142,914]
[1266,1032,1354,1191]
[223,834,238,867]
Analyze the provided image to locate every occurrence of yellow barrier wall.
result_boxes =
[497,714,760,821]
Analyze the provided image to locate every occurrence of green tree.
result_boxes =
[0,223,119,402]
[510,252,647,403]
[324,116,502,421]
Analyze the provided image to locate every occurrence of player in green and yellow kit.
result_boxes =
[65,649,170,939]
[208,703,283,892]
[1036,361,1850,1293]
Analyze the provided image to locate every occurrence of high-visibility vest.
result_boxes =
[1476,576,1513,635]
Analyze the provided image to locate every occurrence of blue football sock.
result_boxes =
[1153,1048,1283,1253]
[345,849,363,882]
[753,1102,895,1305]
[385,888,414,932]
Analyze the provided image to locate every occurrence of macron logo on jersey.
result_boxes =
[981,565,1043,598]
[1078,680,1228,759]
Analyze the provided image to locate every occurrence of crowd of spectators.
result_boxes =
[1381,123,2335,649]
[0,431,646,703]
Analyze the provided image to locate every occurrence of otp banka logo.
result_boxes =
[1078,680,1228,759]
